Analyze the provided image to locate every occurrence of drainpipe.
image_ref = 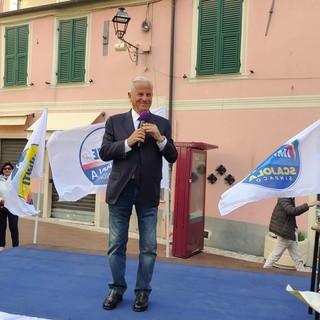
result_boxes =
[165,0,176,259]
[168,0,176,124]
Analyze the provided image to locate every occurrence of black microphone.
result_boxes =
[137,111,150,148]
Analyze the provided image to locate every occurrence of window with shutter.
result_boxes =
[4,25,29,86]
[196,0,242,76]
[58,17,87,83]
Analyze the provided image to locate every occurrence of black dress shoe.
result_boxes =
[102,289,123,310]
[133,291,148,312]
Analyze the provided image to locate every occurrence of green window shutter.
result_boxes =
[4,27,16,86]
[196,0,242,75]
[4,25,28,86]
[197,0,218,75]
[58,20,72,83]
[58,17,87,83]
[16,25,29,84]
[219,0,242,73]
[72,17,86,82]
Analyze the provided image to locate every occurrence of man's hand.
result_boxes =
[142,123,164,143]
[127,128,146,147]
[127,123,165,147]
[308,201,320,208]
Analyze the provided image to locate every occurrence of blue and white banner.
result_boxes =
[47,123,109,201]
[47,106,169,202]
[5,108,48,216]
[219,120,320,215]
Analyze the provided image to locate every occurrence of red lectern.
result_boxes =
[172,142,218,258]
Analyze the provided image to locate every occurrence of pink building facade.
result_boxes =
[0,0,319,257]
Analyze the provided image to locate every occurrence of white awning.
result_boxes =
[26,112,106,139]
[0,113,34,125]
[27,112,106,131]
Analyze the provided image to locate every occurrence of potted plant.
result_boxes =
[263,231,308,269]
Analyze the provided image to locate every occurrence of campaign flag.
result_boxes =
[286,285,320,313]
[5,108,48,216]
[155,106,170,190]
[47,123,109,201]
[47,106,170,202]
[218,120,320,215]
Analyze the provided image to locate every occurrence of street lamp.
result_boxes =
[112,7,139,65]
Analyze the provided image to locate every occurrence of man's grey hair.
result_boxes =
[130,76,153,93]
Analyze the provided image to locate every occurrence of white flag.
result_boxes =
[154,106,170,190]
[47,123,109,201]
[47,106,170,202]
[5,108,48,216]
[47,123,112,201]
[219,120,320,215]
[286,284,320,313]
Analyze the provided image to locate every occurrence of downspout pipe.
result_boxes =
[168,0,175,124]
[166,0,176,259]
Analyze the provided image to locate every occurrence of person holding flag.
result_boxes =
[263,197,320,271]
[4,108,47,245]
[0,162,18,251]
[5,107,47,218]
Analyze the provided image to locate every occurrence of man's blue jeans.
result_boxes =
[108,179,158,295]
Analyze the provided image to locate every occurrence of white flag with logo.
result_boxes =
[47,123,109,201]
[219,120,320,215]
[47,106,170,202]
[5,108,48,216]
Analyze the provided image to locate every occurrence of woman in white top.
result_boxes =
[0,162,19,251]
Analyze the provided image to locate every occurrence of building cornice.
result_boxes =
[0,95,319,113]
[0,0,159,19]
[172,95,320,111]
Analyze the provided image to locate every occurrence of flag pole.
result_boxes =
[33,180,42,244]
[33,107,48,244]
[165,188,170,258]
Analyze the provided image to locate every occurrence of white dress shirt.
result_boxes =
[124,109,167,152]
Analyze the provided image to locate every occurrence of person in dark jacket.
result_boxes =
[99,76,178,312]
[263,197,320,271]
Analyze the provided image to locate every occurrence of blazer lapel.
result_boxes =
[122,110,135,135]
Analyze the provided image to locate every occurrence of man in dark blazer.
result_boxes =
[99,76,178,312]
